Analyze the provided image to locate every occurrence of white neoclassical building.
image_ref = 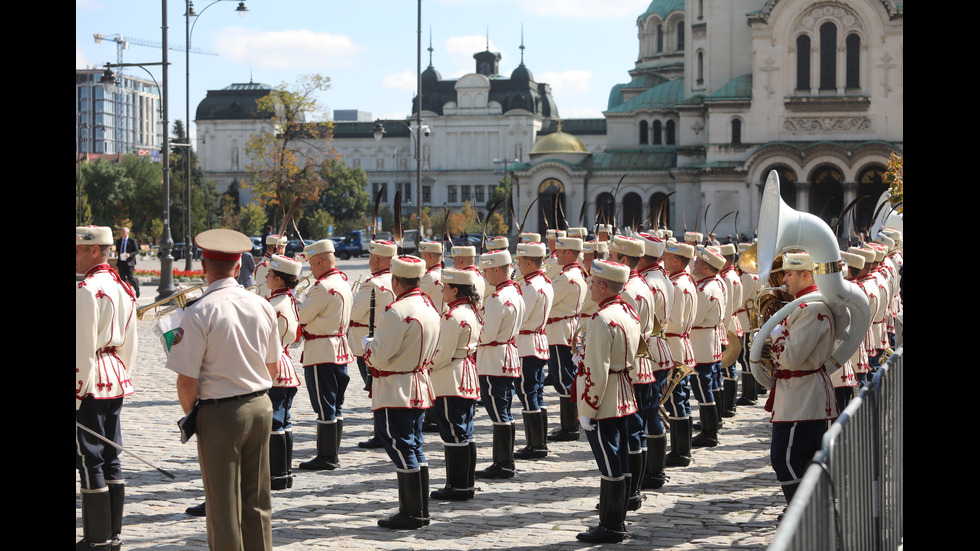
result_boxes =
[195,0,903,239]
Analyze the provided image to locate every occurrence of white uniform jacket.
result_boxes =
[666,270,698,366]
[477,280,524,377]
[691,274,725,364]
[574,295,640,420]
[298,268,354,366]
[76,264,137,409]
[429,297,481,399]
[253,253,273,298]
[517,270,554,360]
[769,287,838,423]
[363,289,440,410]
[269,288,301,387]
[720,266,743,339]
[545,262,587,347]
[349,269,394,357]
[420,265,444,313]
[639,264,674,372]
[622,271,656,384]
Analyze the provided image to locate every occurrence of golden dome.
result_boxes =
[530,120,589,155]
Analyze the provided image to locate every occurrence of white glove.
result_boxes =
[769,324,784,339]
[578,414,595,432]
[361,336,374,351]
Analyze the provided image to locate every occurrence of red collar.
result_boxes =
[85,263,112,278]
[795,284,819,299]
[371,268,391,277]
[269,287,294,298]
[522,270,546,284]
[394,287,423,301]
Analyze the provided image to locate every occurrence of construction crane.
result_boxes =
[92,33,217,155]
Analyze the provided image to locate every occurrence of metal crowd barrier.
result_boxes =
[769,347,904,551]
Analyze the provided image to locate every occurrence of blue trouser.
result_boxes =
[547,344,575,396]
[691,362,719,405]
[433,396,476,444]
[516,356,547,411]
[585,417,630,478]
[269,386,298,431]
[667,376,692,418]
[480,375,516,424]
[770,420,832,485]
[375,408,427,470]
[646,370,670,436]
[627,383,655,452]
[76,396,124,490]
[304,363,350,421]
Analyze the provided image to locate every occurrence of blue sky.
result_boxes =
[76,0,652,141]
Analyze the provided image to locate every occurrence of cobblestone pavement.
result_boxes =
[78,257,781,549]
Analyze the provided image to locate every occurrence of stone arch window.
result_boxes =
[819,22,837,90]
[649,191,670,229]
[538,178,567,234]
[845,33,861,89]
[657,24,664,53]
[856,165,887,233]
[640,120,649,145]
[596,192,616,228]
[665,120,676,145]
[796,35,811,91]
[731,118,742,145]
[810,165,844,226]
[653,120,663,145]
[623,192,644,229]
[676,21,685,51]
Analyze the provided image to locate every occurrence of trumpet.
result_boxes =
[136,284,206,320]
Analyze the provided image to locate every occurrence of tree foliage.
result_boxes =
[882,153,903,214]
[245,74,339,225]
[79,155,163,243]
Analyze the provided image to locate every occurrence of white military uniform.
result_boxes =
[421,264,444,313]
[478,280,524,378]
[76,264,136,407]
[517,270,554,361]
[575,295,641,421]
[349,269,395,358]
[269,288,301,387]
[299,268,354,366]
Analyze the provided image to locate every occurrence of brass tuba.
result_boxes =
[136,283,206,320]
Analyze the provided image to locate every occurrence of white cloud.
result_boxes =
[522,0,649,18]
[214,27,361,70]
[382,70,417,92]
[538,70,592,96]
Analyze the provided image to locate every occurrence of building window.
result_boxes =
[373,183,387,203]
[461,185,472,202]
[665,120,676,145]
[653,120,662,145]
[819,22,837,90]
[731,119,742,145]
[796,35,811,91]
[447,185,457,203]
[423,185,431,203]
[697,50,704,86]
[376,158,385,170]
[845,34,860,89]
[677,22,684,51]
[656,24,663,53]
[475,185,485,203]
[639,120,649,145]
[398,182,412,203]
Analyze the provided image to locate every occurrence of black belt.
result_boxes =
[199,389,268,406]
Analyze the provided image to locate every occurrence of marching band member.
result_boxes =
[419,241,445,313]
[545,237,587,443]
[718,243,743,418]
[265,254,303,489]
[475,250,525,479]
[514,242,554,460]
[253,234,287,297]
[689,247,727,448]
[736,242,762,406]
[297,239,354,470]
[662,242,698,467]
[76,226,137,550]
[636,232,674,490]
[363,255,441,529]
[574,260,641,544]
[543,229,566,281]
[451,245,486,309]
[349,240,397,449]
[428,269,483,501]
[833,250,866,411]
[607,235,654,510]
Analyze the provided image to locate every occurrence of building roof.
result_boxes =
[640,0,685,20]
[530,121,589,155]
[708,74,753,101]
[605,78,687,113]
[195,82,275,121]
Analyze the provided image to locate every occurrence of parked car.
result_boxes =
[250,237,263,257]
[285,239,315,258]
[335,230,393,260]
[170,242,201,260]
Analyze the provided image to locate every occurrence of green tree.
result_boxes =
[245,74,338,224]
[239,203,268,236]
[170,120,216,239]
[306,208,335,239]
[120,154,163,242]
[316,158,370,224]
[82,159,130,226]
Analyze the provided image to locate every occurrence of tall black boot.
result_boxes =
[515,411,548,459]
[378,470,426,530]
[665,417,693,467]
[627,451,644,511]
[285,430,295,488]
[468,441,478,498]
[299,420,340,470]
[358,427,384,449]
[723,378,738,417]
[641,434,669,489]
[737,371,758,405]
[781,482,800,506]
[692,404,720,447]
[107,481,124,551]
[431,445,472,501]
[420,465,431,525]
[476,423,516,479]
[715,394,725,428]
[78,487,112,549]
[549,395,581,441]
[576,477,628,544]
[270,432,290,490]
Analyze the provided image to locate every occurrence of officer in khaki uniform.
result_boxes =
[363,255,441,529]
